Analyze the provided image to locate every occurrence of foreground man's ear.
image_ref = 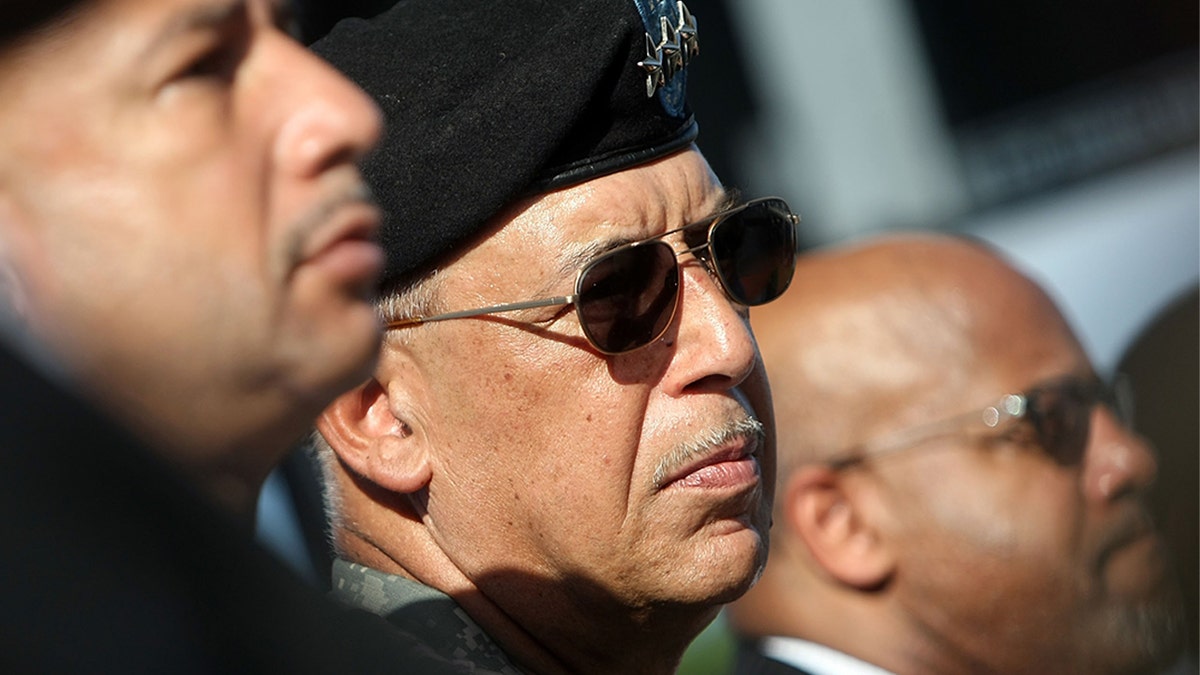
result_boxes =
[317,376,432,495]
[783,465,896,590]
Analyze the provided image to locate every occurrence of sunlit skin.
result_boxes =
[729,235,1183,675]
[319,147,775,675]
[0,0,384,513]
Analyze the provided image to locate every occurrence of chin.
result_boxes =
[339,322,383,385]
[687,525,769,606]
[290,314,380,404]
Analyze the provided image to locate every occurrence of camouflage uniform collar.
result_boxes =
[331,559,524,675]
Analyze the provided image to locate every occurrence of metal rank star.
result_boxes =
[659,17,684,78]
[677,2,699,59]
[637,1,700,98]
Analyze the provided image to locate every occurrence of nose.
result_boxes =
[1082,406,1159,503]
[660,261,758,395]
[270,36,383,178]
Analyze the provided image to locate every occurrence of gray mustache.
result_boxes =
[653,415,765,488]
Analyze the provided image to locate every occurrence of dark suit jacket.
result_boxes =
[0,340,463,673]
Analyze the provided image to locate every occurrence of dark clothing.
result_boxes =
[0,340,463,673]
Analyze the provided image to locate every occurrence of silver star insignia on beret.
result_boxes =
[637,33,665,98]
[637,1,700,98]
[677,2,699,59]
[659,17,684,80]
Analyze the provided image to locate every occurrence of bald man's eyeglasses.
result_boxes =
[385,198,799,354]
[826,375,1133,470]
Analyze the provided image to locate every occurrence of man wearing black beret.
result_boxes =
[311,0,800,672]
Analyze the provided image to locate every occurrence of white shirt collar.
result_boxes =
[760,636,897,675]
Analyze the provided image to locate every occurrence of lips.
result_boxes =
[299,199,383,263]
[657,437,761,491]
[1094,508,1162,572]
[293,192,386,295]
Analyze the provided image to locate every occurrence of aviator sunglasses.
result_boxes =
[827,375,1133,470]
[385,197,799,354]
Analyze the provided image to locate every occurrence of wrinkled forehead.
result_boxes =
[463,147,726,267]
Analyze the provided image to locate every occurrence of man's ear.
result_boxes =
[782,465,895,590]
[316,376,431,495]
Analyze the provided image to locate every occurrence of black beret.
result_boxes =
[313,0,703,287]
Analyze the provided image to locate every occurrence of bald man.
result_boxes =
[728,235,1185,675]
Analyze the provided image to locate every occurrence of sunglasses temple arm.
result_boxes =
[386,295,579,329]
[824,397,1026,469]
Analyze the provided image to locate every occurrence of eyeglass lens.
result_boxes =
[711,199,797,306]
[577,242,679,354]
[1025,378,1127,465]
[574,200,797,354]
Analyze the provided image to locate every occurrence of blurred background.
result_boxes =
[261,1,1198,672]
[687,0,1197,380]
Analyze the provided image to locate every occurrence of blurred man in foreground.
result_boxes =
[729,235,1185,675]
[0,1,461,671]
[310,0,796,672]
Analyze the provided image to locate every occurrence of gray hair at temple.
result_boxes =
[306,271,444,549]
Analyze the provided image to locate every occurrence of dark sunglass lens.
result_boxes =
[710,200,797,306]
[575,242,679,354]
[1027,381,1093,465]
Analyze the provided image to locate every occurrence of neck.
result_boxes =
[731,561,950,675]
[449,580,710,675]
[100,382,294,518]
[746,587,1006,675]
[0,322,269,519]
[186,459,266,518]
[493,596,710,675]
[341,528,712,675]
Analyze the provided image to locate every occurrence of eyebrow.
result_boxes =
[552,189,742,279]
[137,0,247,63]
[715,189,742,213]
